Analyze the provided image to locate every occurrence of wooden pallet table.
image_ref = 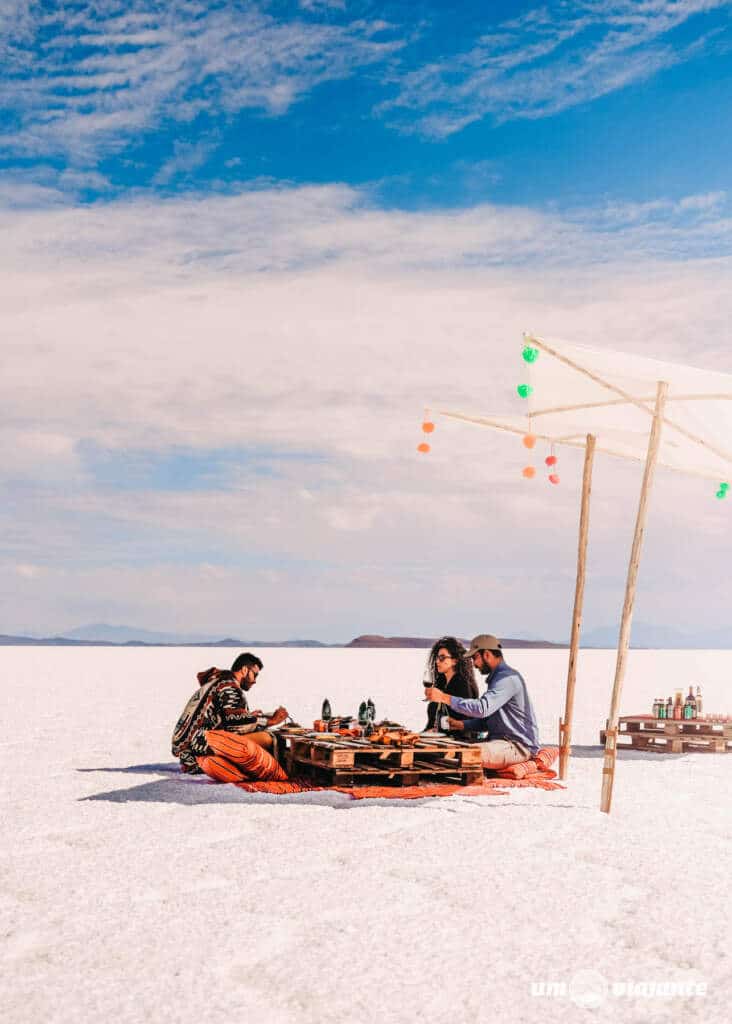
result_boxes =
[600,715,732,754]
[275,727,484,787]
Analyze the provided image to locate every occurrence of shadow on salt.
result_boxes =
[76,763,516,810]
[77,743,680,809]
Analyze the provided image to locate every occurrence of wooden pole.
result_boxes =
[559,433,596,780]
[600,381,668,814]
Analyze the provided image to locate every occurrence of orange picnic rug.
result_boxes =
[194,731,564,800]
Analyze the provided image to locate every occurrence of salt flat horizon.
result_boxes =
[3,646,730,1023]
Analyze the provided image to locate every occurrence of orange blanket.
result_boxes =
[194,737,565,798]
[489,746,560,787]
[233,778,512,799]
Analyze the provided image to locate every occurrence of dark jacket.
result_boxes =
[425,671,479,732]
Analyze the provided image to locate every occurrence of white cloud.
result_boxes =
[153,137,219,185]
[299,1,346,11]
[383,0,732,137]
[2,182,732,637]
[0,1,402,163]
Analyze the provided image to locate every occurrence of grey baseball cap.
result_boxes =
[464,634,502,658]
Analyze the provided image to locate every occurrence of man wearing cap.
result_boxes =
[425,634,540,769]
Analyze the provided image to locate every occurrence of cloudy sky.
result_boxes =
[2,0,732,642]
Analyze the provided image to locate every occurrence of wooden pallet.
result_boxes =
[616,716,732,738]
[601,715,732,754]
[275,728,484,787]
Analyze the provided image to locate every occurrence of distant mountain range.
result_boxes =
[0,622,328,647]
[0,622,729,649]
[345,635,565,649]
[581,623,732,649]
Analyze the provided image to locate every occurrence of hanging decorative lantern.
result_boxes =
[523,434,537,449]
[422,421,435,433]
[517,384,533,399]
[548,473,560,485]
[417,442,431,454]
[545,454,557,467]
[522,345,539,364]
[522,466,536,479]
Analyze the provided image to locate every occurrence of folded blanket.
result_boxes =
[492,746,560,784]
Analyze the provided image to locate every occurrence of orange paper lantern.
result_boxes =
[422,421,435,433]
[522,434,537,449]
[417,442,431,453]
[522,466,536,479]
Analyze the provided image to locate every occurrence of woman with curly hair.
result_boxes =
[422,636,479,733]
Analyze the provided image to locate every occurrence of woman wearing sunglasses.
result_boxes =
[422,636,479,733]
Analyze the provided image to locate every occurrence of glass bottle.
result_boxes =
[686,686,697,719]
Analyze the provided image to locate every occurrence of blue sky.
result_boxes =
[2,0,732,641]
[3,1,732,208]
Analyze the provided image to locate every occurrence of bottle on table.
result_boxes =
[683,697,693,720]
[686,686,697,719]
[652,697,660,718]
[658,698,667,720]
[672,691,683,720]
[695,686,703,718]
[666,696,673,720]
[321,698,332,725]
[366,698,375,723]
[358,701,368,726]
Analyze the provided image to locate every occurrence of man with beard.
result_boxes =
[171,652,288,773]
[425,633,540,769]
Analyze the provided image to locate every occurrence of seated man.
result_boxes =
[425,633,539,769]
[171,652,288,773]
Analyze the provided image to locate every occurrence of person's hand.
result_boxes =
[448,717,465,731]
[425,687,448,704]
[267,706,288,726]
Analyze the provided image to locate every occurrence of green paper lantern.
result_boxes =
[715,490,726,499]
[522,345,539,364]
[720,481,730,492]
[517,383,533,399]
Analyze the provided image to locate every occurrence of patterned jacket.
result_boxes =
[171,667,264,773]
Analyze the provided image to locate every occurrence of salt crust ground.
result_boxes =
[2,647,730,1024]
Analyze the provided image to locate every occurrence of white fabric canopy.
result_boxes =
[440,333,732,483]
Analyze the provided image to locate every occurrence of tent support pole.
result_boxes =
[559,433,596,781]
[600,381,668,813]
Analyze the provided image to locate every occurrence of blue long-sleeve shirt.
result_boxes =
[449,660,540,755]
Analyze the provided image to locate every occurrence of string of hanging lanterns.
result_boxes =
[418,337,727,501]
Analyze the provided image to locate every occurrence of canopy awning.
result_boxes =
[439,334,732,483]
